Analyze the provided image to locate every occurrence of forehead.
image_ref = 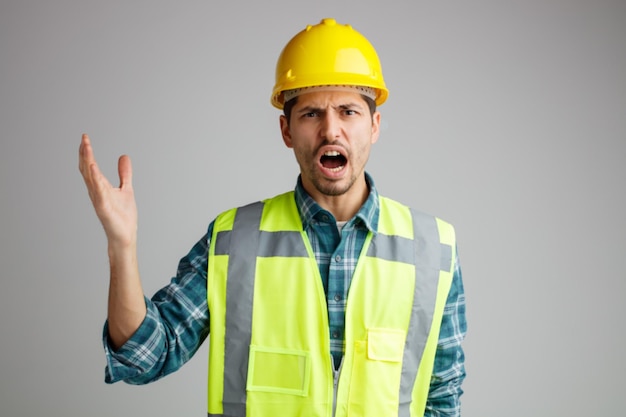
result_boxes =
[293,90,368,109]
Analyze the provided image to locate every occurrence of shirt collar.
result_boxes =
[294,172,380,233]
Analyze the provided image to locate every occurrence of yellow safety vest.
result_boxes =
[207,191,456,417]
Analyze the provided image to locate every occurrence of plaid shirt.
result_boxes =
[103,173,466,415]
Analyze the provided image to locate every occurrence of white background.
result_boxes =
[1,0,624,415]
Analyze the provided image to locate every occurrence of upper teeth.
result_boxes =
[324,151,340,156]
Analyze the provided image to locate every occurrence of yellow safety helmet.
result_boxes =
[271,18,388,109]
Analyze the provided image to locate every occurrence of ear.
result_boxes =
[370,111,381,145]
[280,115,293,148]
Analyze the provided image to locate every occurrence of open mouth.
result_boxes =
[320,150,347,172]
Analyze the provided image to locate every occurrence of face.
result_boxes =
[280,90,381,201]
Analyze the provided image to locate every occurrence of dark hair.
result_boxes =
[283,94,377,126]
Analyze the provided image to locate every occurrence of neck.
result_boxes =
[303,176,369,222]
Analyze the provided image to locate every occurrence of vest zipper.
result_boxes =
[331,356,343,417]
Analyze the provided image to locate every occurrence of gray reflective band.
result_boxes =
[397,210,451,417]
[217,201,309,417]
[258,231,308,258]
[222,202,263,417]
[214,231,231,255]
[366,234,415,264]
[440,242,452,272]
[215,230,307,258]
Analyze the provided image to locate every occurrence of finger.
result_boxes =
[118,155,133,189]
[89,160,113,202]
[78,134,86,173]
[80,135,113,194]
[79,134,96,179]
[88,158,108,191]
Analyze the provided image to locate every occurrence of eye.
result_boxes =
[300,110,319,118]
[339,105,362,116]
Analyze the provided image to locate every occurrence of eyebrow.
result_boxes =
[296,102,364,114]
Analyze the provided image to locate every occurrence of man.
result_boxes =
[79,18,466,417]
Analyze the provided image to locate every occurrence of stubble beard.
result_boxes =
[310,172,357,196]
[297,142,364,197]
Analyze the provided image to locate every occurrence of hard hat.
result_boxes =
[271,18,388,109]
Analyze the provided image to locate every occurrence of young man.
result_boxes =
[79,18,466,417]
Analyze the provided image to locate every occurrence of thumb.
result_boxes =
[118,155,133,189]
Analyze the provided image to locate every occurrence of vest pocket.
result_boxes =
[348,329,405,416]
[367,328,406,362]
[246,345,312,396]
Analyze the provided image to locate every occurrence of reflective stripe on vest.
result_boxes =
[207,191,455,417]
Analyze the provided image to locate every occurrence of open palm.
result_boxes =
[79,134,138,247]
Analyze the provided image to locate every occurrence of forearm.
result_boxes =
[103,229,212,384]
[107,241,146,350]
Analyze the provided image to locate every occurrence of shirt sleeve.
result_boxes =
[102,223,213,384]
[424,249,467,416]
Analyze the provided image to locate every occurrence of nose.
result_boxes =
[321,112,342,140]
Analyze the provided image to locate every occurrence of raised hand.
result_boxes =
[78,133,146,349]
[78,134,138,248]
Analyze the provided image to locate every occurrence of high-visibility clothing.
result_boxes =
[207,191,455,416]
